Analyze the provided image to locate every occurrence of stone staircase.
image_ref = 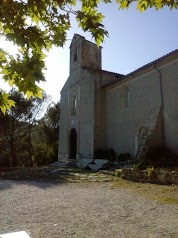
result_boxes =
[136,107,162,162]
[77,158,109,171]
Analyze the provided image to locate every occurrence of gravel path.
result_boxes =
[0,179,178,238]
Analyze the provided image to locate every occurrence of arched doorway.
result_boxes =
[69,128,77,160]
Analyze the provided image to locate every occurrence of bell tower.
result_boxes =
[59,34,103,162]
[69,34,102,74]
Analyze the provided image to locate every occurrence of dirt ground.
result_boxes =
[0,178,178,238]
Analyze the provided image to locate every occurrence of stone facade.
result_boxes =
[58,34,178,162]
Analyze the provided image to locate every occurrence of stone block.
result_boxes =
[81,158,93,164]
[94,159,108,165]
[165,172,174,184]
[175,176,178,185]
[88,164,103,171]
[76,163,88,169]
[157,173,166,184]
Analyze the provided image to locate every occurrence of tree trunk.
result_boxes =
[28,123,33,167]
[9,118,16,167]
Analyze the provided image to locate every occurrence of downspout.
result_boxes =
[154,66,165,146]
[78,70,81,161]
[92,70,95,159]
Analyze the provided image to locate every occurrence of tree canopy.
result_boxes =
[0,89,57,167]
[0,0,177,112]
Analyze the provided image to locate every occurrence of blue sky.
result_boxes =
[1,3,178,102]
[42,3,178,102]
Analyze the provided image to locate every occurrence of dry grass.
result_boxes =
[111,178,178,205]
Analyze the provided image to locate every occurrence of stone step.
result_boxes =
[50,160,77,168]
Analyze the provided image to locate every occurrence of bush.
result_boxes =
[146,167,154,177]
[32,143,57,167]
[115,169,122,177]
[117,153,131,162]
[135,146,178,169]
[94,148,117,161]
[0,152,9,167]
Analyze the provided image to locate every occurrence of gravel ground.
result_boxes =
[0,179,178,238]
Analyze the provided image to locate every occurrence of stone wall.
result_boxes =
[122,168,178,185]
[161,60,178,153]
[136,107,162,161]
[105,69,162,156]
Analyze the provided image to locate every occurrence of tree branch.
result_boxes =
[0,48,14,60]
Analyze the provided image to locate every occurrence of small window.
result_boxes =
[71,95,77,116]
[74,46,77,62]
[121,86,130,109]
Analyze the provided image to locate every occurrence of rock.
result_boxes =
[157,173,166,184]
[175,175,178,185]
[80,158,94,164]
[76,163,88,169]
[88,164,103,172]
[94,159,108,165]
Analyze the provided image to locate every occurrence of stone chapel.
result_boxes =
[58,34,178,162]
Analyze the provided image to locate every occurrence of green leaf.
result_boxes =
[0,0,176,110]
[8,79,15,87]
[0,106,6,115]
[0,93,15,114]
[26,91,34,99]
[37,89,43,99]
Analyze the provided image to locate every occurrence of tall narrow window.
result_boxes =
[121,86,130,109]
[71,95,77,116]
[74,46,77,61]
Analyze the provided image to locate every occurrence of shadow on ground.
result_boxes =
[0,166,116,191]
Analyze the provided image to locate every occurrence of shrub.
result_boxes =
[135,146,178,169]
[117,153,131,162]
[94,147,117,161]
[0,152,9,167]
[115,169,122,177]
[146,167,154,177]
[32,143,57,167]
